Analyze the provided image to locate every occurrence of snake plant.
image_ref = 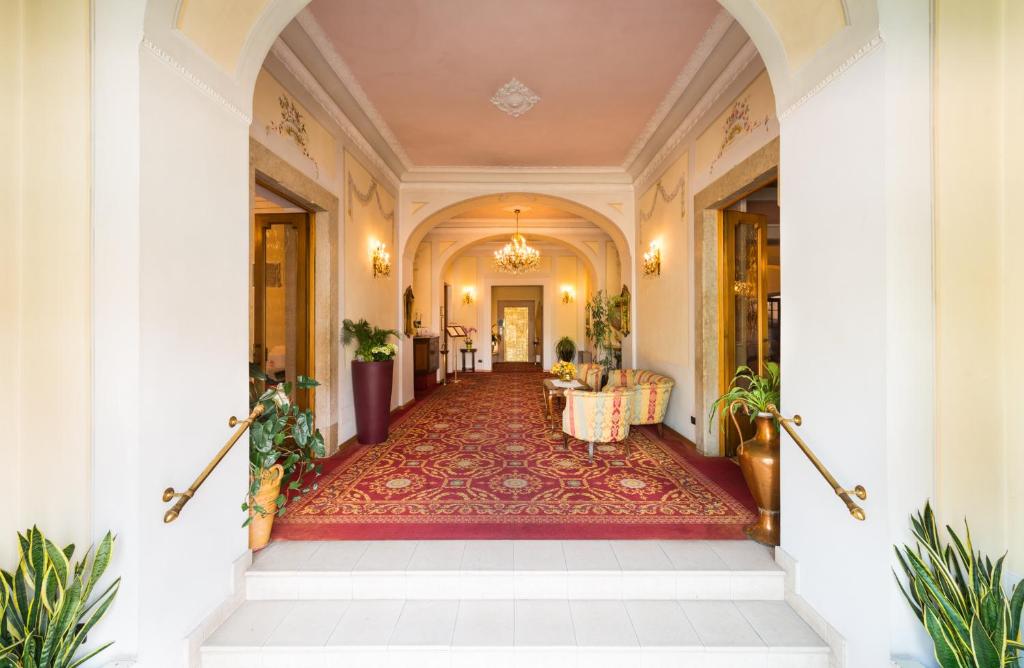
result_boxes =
[0,527,119,667]
[895,502,1024,668]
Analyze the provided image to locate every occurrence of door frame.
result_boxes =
[253,211,314,405]
[496,299,536,363]
[693,138,779,456]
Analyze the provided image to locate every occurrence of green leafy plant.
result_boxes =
[244,367,326,525]
[555,336,576,363]
[894,502,1023,668]
[342,318,399,361]
[708,363,781,432]
[0,527,119,667]
[585,291,622,372]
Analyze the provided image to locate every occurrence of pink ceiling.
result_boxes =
[307,0,722,167]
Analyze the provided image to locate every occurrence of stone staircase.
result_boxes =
[199,539,830,667]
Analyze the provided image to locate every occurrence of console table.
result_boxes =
[460,348,477,372]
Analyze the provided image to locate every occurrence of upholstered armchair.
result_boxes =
[603,369,675,436]
[575,362,603,391]
[561,387,635,462]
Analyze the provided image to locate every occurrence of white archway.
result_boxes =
[91,2,939,666]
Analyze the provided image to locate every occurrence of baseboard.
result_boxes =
[185,549,252,667]
[775,547,846,668]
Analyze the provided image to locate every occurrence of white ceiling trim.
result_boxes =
[295,9,414,171]
[633,39,760,190]
[284,6,738,178]
[269,40,401,188]
[618,9,735,170]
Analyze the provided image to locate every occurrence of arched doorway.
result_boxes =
[91,2,937,665]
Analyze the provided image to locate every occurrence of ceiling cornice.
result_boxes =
[619,9,734,169]
[292,10,413,171]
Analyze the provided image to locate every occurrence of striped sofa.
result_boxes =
[575,362,603,391]
[603,369,675,436]
[562,386,635,462]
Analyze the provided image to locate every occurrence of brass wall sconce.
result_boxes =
[371,240,391,278]
[642,241,661,276]
[561,285,575,304]
[462,287,475,305]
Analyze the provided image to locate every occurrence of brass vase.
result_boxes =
[737,413,780,546]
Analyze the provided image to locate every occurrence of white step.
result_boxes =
[245,540,786,601]
[200,598,829,668]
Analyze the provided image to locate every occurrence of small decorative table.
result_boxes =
[541,377,591,432]
[460,348,477,372]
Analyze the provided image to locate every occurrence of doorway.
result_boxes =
[252,209,314,405]
[492,286,542,364]
[720,182,780,455]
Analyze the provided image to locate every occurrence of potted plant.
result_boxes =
[895,502,1023,667]
[464,326,477,349]
[245,367,326,550]
[1,527,120,666]
[342,318,399,445]
[585,290,622,377]
[709,363,781,545]
[555,336,576,362]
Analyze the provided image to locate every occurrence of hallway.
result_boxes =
[275,369,755,540]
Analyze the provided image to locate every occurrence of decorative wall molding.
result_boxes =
[620,9,735,169]
[270,40,400,187]
[638,175,686,223]
[348,172,395,223]
[778,32,883,121]
[634,39,760,190]
[265,94,320,177]
[141,37,251,124]
[490,78,541,118]
[295,10,414,171]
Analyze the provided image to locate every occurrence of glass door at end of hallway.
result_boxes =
[252,212,313,406]
[720,209,771,456]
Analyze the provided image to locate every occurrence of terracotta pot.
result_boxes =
[248,464,284,551]
[352,359,394,445]
[736,413,781,546]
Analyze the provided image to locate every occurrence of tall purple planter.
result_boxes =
[352,359,394,444]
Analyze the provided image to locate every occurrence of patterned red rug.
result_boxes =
[274,370,756,540]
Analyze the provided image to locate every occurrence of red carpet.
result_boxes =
[274,370,756,540]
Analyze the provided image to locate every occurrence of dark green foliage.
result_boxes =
[895,502,1024,668]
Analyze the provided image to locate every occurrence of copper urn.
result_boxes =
[737,413,780,546]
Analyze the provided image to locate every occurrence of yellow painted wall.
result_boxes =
[447,256,480,341]
[253,70,337,184]
[344,152,398,399]
[176,0,272,73]
[412,241,433,330]
[0,0,92,562]
[934,0,1022,572]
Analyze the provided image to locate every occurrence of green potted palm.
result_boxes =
[245,367,325,550]
[895,503,1023,668]
[555,336,576,363]
[342,318,399,444]
[709,363,781,545]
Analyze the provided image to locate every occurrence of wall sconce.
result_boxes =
[642,241,661,276]
[462,287,475,305]
[371,240,390,278]
[561,285,575,304]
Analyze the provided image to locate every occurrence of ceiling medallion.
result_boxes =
[490,78,540,118]
[494,209,541,274]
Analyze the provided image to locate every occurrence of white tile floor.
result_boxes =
[246,539,786,601]
[202,540,829,668]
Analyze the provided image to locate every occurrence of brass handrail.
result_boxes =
[766,404,868,521]
[162,403,266,523]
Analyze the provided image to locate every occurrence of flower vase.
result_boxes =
[736,413,781,546]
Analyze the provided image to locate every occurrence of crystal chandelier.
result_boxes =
[494,208,540,273]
